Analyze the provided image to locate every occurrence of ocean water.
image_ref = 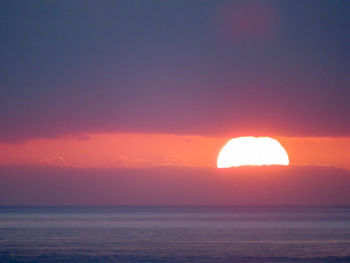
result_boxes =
[0,206,350,262]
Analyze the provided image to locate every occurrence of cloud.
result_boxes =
[114,155,153,168]
[38,156,68,167]
[155,154,186,167]
[1,165,349,205]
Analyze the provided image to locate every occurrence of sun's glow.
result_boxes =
[217,137,289,168]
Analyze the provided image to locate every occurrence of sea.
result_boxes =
[0,206,350,262]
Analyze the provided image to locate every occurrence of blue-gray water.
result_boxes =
[1,206,350,262]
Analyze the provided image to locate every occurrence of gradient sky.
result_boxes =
[1,0,349,141]
[1,1,350,205]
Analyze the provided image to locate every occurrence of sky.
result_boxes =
[1,0,350,205]
[1,0,350,141]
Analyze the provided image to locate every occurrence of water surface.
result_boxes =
[1,206,350,262]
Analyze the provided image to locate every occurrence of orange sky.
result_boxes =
[0,133,349,170]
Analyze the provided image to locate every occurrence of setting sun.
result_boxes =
[217,137,289,168]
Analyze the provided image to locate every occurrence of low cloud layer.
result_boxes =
[1,165,349,205]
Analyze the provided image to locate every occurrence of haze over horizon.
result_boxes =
[1,165,350,206]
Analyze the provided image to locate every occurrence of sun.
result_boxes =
[217,137,289,168]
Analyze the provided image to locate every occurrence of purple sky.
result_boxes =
[1,0,350,142]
